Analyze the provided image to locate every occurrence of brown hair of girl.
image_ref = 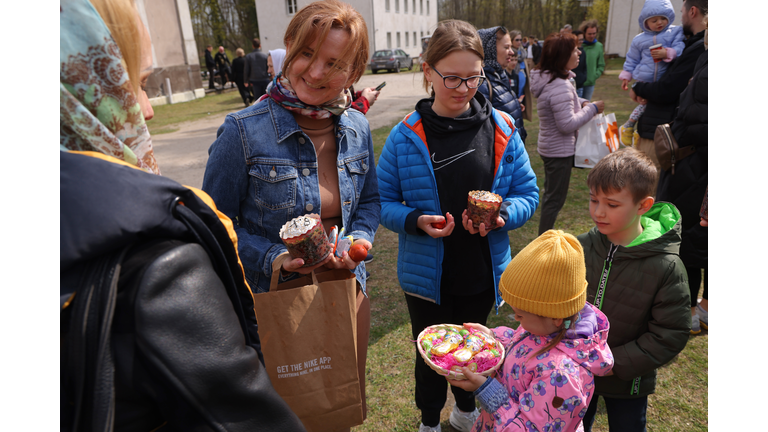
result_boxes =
[421,19,484,95]
[282,0,369,87]
[536,32,578,83]
[532,313,579,358]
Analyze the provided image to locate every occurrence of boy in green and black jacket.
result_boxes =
[577,148,691,432]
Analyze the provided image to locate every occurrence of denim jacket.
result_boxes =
[202,98,380,294]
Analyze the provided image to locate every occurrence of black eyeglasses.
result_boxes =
[431,66,486,89]
[514,38,522,42]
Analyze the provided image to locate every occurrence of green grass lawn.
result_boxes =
[357,70,707,431]
[145,90,247,135]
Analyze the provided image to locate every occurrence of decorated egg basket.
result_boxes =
[416,324,506,380]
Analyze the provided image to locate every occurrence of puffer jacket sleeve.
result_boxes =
[623,35,643,75]
[497,128,539,231]
[202,115,288,279]
[549,83,598,135]
[609,257,690,381]
[667,26,686,60]
[135,242,307,431]
[377,124,417,234]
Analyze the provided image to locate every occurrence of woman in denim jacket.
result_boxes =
[202,0,380,419]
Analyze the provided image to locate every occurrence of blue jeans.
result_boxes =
[583,395,648,432]
[581,85,595,101]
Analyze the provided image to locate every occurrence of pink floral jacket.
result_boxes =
[472,304,613,432]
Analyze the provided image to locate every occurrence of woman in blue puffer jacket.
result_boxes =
[477,26,527,143]
[618,0,686,145]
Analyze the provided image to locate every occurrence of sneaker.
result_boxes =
[449,406,480,432]
[418,423,441,432]
[365,271,371,281]
[620,124,635,146]
[364,252,374,264]
[690,313,701,335]
[632,131,640,147]
[696,304,708,330]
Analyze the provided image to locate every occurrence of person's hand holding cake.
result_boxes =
[462,190,504,237]
[279,214,372,274]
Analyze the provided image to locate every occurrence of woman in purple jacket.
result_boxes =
[530,32,605,235]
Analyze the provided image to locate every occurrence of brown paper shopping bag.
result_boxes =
[252,254,363,432]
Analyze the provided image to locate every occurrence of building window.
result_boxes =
[427,0,430,15]
[397,32,401,48]
[405,32,409,47]
[286,0,297,15]
[413,0,416,14]
[395,0,399,13]
[385,0,390,12]
[414,32,417,47]
[404,0,408,13]
[387,32,392,49]
[420,0,423,15]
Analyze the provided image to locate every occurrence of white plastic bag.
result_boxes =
[574,113,607,168]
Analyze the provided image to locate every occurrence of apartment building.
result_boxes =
[255,0,438,61]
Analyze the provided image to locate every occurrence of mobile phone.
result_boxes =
[375,81,386,91]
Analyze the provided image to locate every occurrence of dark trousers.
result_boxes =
[207,67,216,89]
[235,81,250,106]
[249,79,270,102]
[218,69,230,87]
[688,266,708,307]
[538,155,573,235]
[405,289,496,427]
[583,395,648,432]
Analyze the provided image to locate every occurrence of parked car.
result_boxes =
[370,49,413,73]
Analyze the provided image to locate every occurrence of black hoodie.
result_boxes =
[409,92,498,296]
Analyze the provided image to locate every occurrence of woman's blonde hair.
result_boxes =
[236,47,245,57]
[421,20,483,94]
[282,0,369,87]
[89,0,143,95]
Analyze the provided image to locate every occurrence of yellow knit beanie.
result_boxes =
[500,230,587,319]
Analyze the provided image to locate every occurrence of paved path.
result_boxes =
[152,70,427,189]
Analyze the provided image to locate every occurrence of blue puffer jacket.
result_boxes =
[478,67,527,143]
[377,109,538,310]
[622,0,686,82]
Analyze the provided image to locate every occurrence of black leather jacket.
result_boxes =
[478,66,527,143]
[60,152,306,432]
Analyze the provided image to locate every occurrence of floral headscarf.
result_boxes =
[266,72,352,119]
[478,26,504,73]
[60,0,160,174]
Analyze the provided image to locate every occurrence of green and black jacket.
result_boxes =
[577,202,691,398]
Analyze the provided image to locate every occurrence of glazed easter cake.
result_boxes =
[279,214,333,267]
[466,190,502,229]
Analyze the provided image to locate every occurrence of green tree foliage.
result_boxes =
[189,0,260,65]
[438,0,610,43]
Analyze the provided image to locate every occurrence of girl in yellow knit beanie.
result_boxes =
[449,230,613,432]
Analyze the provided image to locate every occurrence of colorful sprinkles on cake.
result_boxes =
[279,214,332,267]
[467,190,503,229]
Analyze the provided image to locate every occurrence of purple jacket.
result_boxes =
[472,304,613,432]
[530,70,598,158]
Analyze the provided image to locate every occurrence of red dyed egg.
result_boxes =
[431,218,446,229]
[348,243,368,262]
